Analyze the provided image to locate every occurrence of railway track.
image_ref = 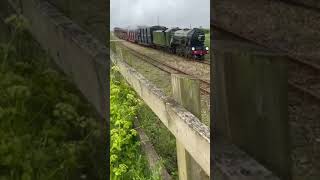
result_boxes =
[198,60,210,65]
[112,32,211,65]
[117,42,210,95]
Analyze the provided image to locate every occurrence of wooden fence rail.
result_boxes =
[171,74,209,180]
[111,51,210,177]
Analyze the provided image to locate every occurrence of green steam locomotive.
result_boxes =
[114,26,208,60]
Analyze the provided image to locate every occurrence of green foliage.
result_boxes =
[200,28,210,34]
[0,14,106,180]
[137,105,179,179]
[4,14,29,32]
[110,66,161,180]
[205,33,210,48]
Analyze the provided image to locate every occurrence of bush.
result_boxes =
[0,14,106,180]
[110,66,161,180]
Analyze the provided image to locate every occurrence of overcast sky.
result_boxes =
[110,0,210,30]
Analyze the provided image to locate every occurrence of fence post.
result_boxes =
[171,74,209,180]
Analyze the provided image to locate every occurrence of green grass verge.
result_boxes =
[205,32,210,49]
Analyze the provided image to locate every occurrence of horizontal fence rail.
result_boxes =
[110,51,210,176]
[8,0,109,119]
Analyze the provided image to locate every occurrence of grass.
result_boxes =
[137,104,179,179]
[204,32,210,61]
[111,35,179,179]
[205,32,210,49]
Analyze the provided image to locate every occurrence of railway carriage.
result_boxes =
[114,27,127,40]
[137,26,147,44]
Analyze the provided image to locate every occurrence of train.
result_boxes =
[114,25,209,60]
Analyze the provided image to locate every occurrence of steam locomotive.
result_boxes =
[114,25,208,60]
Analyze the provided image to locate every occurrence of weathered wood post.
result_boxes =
[171,74,209,180]
[213,29,289,179]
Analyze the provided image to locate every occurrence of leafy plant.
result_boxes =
[1,14,29,70]
[0,14,106,180]
[110,66,162,180]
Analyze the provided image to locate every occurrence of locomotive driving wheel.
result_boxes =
[184,50,189,59]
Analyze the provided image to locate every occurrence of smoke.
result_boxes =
[111,0,210,30]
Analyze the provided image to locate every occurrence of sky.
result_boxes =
[110,0,210,30]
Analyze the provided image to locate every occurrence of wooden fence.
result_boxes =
[7,0,211,178]
[110,50,210,178]
[6,0,288,179]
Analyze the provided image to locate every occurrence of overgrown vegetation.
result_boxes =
[111,36,179,180]
[110,65,161,180]
[0,14,106,180]
[200,28,210,34]
[137,105,178,179]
